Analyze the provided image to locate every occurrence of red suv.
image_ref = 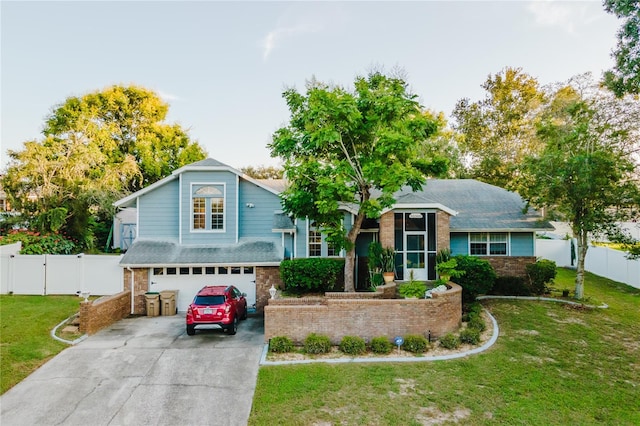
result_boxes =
[186,285,247,336]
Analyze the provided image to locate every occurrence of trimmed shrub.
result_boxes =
[303,333,331,354]
[339,336,367,355]
[467,316,486,332]
[280,258,345,293]
[462,301,483,322]
[402,334,429,353]
[526,259,557,295]
[269,336,294,353]
[452,255,497,303]
[460,327,481,345]
[439,333,461,350]
[491,276,530,296]
[370,336,393,354]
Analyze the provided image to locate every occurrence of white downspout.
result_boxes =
[127,267,134,314]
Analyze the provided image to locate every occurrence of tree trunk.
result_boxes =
[574,228,589,300]
[343,202,368,292]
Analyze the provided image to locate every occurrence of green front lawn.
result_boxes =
[0,295,81,394]
[250,269,640,425]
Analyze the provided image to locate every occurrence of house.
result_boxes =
[115,158,553,313]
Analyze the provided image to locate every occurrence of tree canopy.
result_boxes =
[1,85,206,250]
[517,75,640,298]
[269,72,447,292]
[452,67,546,188]
[603,0,640,97]
[240,165,284,179]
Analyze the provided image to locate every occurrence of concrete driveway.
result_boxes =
[0,314,265,426]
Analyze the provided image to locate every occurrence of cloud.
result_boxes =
[526,0,602,34]
[260,4,347,61]
[261,23,319,61]
[157,90,180,102]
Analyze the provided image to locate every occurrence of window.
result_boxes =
[167,268,176,275]
[243,266,254,274]
[180,267,190,275]
[153,268,164,276]
[193,267,202,275]
[192,184,225,231]
[309,230,322,257]
[470,233,508,256]
[327,241,338,257]
[470,233,488,255]
[205,267,215,275]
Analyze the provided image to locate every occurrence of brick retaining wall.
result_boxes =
[264,283,462,344]
[79,291,131,335]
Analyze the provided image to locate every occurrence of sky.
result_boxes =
[1,0,621,170]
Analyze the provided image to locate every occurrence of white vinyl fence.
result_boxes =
[1,243,123,296]
[536,239,640,289]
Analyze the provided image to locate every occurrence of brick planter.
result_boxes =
[264,283,462,344]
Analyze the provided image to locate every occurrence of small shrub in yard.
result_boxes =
[452,255,497,303]
[402,334,429,353]
[370,336,393,354]
[269,336,294,353]
[439,333,461,350]
[304,333,332,354]
[467,315,486,332]
[526,259,557,295]
[339,336,367,355]
[460,327,481,345]
[462,302,483,322]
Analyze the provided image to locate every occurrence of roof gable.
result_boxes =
[114,157,282,207]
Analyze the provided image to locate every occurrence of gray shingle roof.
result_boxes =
[119,239,284,266]
[272,212,295,231]
[395,179,553,231]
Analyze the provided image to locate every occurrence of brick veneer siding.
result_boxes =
[485,256,536,277]
[79,291,131,335]
[256,266,283,314]
[436,211,451,252]
[379,211,394,248]
[264,283,462,344]
[123,268,149,315]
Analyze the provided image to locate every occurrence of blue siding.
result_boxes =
[510,232,534,256]
[238,180,283,239]
[450,232,469,255]
[138,180,179,240]
[295,218,309,258]
[180,171,238,245]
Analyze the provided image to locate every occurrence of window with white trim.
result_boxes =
[309,230,322,257]
[470,232,508,256]
[192,184,225,231]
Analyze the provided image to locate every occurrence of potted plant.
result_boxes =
[435,248,465,284]
[380,247,396,283]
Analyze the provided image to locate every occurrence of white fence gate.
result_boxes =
[1,244,124,296]
[536,239,640,289]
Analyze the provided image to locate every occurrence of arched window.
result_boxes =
[192,184,225,231]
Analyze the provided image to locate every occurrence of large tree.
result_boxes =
[270,72,446,292]
[2,85,206,249]
[518,75,640,299]
[452,67,547,188]
[603,0,640,97]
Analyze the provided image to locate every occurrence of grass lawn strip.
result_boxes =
[0,295,82,394]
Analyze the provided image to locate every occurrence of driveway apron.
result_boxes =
[0,314,265,426]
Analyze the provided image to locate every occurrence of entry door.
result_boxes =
[405,232,428,280]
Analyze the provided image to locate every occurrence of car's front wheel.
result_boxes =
[226,316,238,335]
[186,324,195,336]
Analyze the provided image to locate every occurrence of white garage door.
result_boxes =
[149,266,256,312]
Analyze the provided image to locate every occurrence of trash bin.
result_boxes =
[145,292,160,317]
[160,290,179,316]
